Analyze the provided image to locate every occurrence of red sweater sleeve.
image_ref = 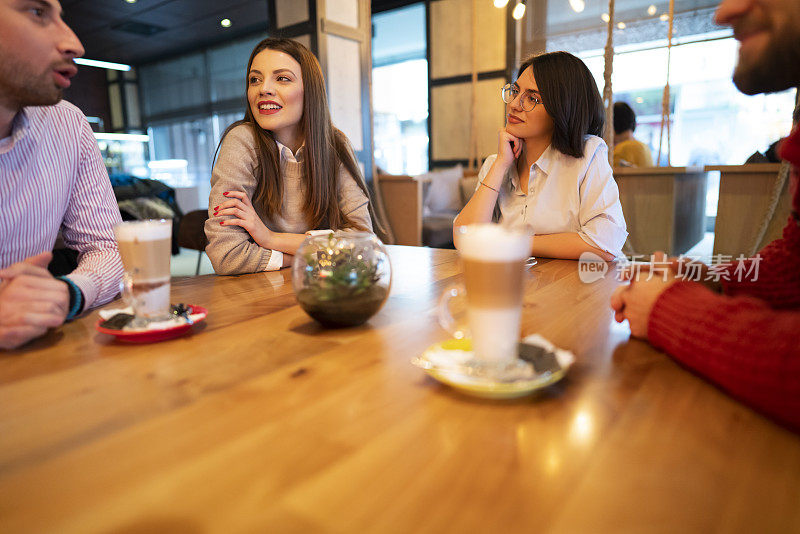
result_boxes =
[718,212,800,308]
[648,281,800,431]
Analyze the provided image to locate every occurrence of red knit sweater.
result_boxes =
[648,125,800,432]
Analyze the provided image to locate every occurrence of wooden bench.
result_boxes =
[614,166,709,256]
[706,163,786,258]
[375,174,422,246]
[375,170,479,247]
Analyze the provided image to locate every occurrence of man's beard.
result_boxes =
[732,28,800,95]
[0,56,63,109]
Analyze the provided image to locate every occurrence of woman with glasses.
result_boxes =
[205,38,379,274]
[454,51,627,261]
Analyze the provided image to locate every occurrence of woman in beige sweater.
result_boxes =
[205,38,376,274]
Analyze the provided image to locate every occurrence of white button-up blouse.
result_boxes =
[477,135,628,258]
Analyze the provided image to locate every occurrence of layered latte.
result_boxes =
[114,219,172,319]
[455,224,531,363]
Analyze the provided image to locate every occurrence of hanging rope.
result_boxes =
[657,0,675,166]
[602,0,616,163]
[468,0,479,171]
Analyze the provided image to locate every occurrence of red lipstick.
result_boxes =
[257,100,282,115]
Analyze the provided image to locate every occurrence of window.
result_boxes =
[139,34,264,209]
[140,53,208,118]
[543,3,796,166]
[580,35,795,166]
[542,1,797,241]
[372,3,429,176]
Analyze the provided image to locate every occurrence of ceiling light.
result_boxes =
[74,58,132,71]
[148,159,188,169]
[569,0,585,12]
[493,0,510,7]
[601,13,610,23]
[617,22,626,29]
[220,18,232,28]
[125,0,137,3]
[94,133,149,142]
[647,4,657,16]
[512,1,526,20]
[636,97,644,103]
[660,13,669,21]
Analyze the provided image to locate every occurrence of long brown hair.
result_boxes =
[218,37,375,231]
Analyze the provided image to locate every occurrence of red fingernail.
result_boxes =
[223,192,229,196]
[214,205,218,210]
[219,221,224,225]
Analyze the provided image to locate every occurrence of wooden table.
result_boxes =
[1,246,799,533]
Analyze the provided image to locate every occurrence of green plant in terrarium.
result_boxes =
[293,232,391,327]
[301,234,382,301]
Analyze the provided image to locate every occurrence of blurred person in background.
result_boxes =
[613,101,653,167]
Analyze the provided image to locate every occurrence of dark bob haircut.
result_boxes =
[613,101,637,135]
[517,51,604,158]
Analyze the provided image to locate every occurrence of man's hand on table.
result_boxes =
[610,251,680,339]
[0,252,69,350]
[659,254,722,293]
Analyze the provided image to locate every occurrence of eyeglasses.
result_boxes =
[501,83,542,112]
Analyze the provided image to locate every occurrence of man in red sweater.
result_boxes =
[610,0,800,431]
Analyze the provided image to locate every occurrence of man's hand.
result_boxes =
[610,252,679,339]
[625,251,720,293]
[0,252,69,350]
[666,255,721,293]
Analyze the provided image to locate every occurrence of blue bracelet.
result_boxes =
[57,276,84,320]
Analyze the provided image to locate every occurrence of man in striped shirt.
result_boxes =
[0,0,123,349]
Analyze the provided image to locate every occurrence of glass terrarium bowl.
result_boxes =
[292,231,392,327]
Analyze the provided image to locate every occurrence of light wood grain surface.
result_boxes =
[1,246,798,533]
[614,167,707,256]
[376,174,423,246]
[708,164,785,258]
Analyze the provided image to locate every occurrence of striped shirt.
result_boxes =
[0,100,123,311]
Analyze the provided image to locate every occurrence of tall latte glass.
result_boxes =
[440,224,531,364]
[114,219,172,323]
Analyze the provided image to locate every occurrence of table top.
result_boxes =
[613,164,783,176]
[1,246,799,533]
[704,163,783,173]
[613,166,707,176]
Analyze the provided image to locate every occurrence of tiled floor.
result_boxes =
[171,248,215,277]
[684,232,715,260]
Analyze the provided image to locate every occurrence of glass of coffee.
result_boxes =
[439,223,532,364]
[114,219,172,325]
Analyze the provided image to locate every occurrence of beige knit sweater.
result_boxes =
[204,124,372,274]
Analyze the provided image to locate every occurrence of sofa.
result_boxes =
[377,166,479,248]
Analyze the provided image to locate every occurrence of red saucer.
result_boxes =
[95,305,208,343]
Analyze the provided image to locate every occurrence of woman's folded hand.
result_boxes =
[214,191,274,249]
